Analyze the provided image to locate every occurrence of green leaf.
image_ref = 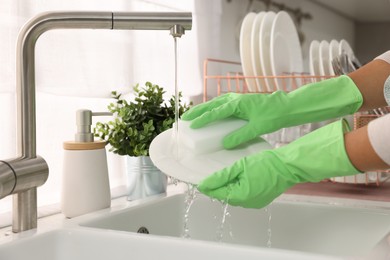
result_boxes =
[93,81,191,156]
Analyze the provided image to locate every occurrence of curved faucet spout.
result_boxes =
[16,11,191,159]
[0,11,192,233]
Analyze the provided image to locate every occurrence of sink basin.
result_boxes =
[0,227,335,260]
[80,193,390,259]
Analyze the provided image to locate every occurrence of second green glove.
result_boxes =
[197,119,362,209]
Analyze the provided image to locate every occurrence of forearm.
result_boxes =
[344,117,390,172]
[348,58,390,111]
[345,53,390,171]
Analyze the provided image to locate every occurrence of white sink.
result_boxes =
[1,190,390,260]
[80,193,390,259]
[0,227,334,260]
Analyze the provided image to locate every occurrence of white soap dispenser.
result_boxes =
[61,109,112,218]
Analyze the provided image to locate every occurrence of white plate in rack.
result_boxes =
[259,11,276,92]
[270,11,303,92]
[251,12,267,92]
[239,12,257,92]
[328,40,339,76]
[319,40,330,76]
[339,39,354,57]
[309,40,321,80]
[339,39,360,71]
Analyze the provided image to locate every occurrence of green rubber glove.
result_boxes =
[182,75,363,149]
[197,119,361,209]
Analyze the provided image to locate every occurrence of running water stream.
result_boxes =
[173,36,180,160]
[172,176,272,246]
[215,199,233,242]
[265,205,272,248]
[171,33,272,247]
[182,183,197,239]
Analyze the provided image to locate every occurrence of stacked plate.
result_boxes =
[239,11,303,93]
[309,39,356,78]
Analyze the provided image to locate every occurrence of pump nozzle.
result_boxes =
[75,109,112,142]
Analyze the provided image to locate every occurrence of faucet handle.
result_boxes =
[75,109,112,142]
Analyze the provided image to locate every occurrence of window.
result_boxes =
[0,0,222,227]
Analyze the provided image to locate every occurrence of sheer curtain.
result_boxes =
[0,0,222,226]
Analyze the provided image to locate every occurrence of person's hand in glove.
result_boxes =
[182,75,363,149]
[197,119,361,208]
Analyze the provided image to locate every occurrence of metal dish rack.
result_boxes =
[202,58,389,186]
[202,58,333,100]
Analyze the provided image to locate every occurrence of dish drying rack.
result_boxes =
[202,58,334,100]
[203,58,390,186]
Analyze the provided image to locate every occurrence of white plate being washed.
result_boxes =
[251,12,267,92]
[270,11,303,92]
[309,40,321,80]
[239,12,258,92]
[259,11,276,92]
[149,125,272,185]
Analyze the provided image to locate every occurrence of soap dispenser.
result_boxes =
[61,109,112,218]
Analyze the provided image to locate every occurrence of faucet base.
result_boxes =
[2,156,48,232]
[13,188,37,233]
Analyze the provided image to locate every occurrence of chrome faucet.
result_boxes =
[0,11,192,233]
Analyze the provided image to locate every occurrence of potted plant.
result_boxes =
[94,82,191,200]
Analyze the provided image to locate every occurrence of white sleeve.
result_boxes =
[367,114,390,165]
[375,51,390,64]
